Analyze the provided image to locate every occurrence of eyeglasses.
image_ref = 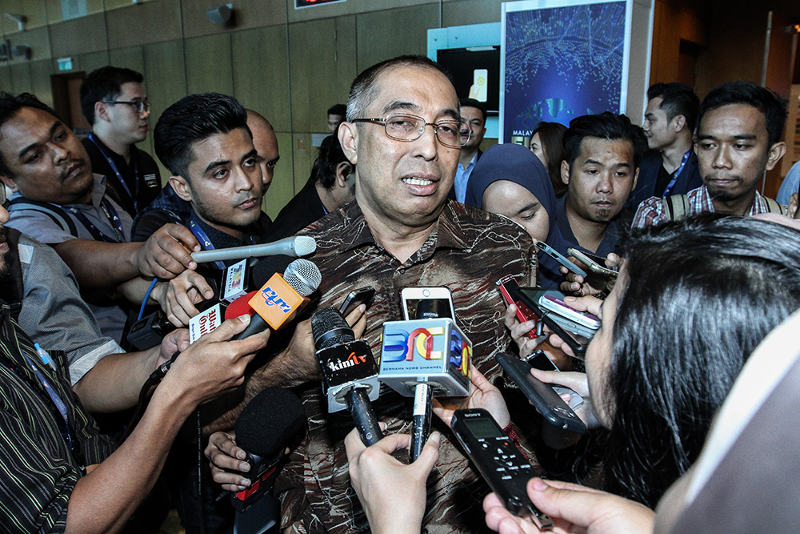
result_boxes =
[103,100,151,115]
[351,114,469,148]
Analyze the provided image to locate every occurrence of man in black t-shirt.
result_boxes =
[133,93,272,328]
[80,66,162,218]
[626,83,702,210]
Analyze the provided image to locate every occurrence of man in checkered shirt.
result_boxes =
[632,81,789,228]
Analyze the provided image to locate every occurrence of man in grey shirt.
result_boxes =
[0,92,200,343]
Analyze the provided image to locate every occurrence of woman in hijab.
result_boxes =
[465,143,569,288]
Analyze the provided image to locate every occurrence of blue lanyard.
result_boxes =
[662,150,692,198]
[67,198,126,243]
[0,318,75,452]
[189,215,256,270]
[88,133,140,211]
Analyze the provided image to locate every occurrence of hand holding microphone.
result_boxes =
[312,307,383,446]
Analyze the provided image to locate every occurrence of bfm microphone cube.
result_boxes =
[379,318,471,397]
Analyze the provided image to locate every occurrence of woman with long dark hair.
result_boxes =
[529,122,568,198]
[529,215,800,507]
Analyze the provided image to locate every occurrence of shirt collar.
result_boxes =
[337,200,470,257]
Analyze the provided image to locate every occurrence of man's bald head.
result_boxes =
[246,110,279,191]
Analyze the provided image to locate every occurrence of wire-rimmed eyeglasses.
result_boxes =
[351,113,470,148]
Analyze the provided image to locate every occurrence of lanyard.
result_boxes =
[88,133,140,211]
[662,150,692,198]
[189,215,256,271]
[67,198,126,243]
[0,314,75,452]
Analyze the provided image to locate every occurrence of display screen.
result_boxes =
[465,417,502,439]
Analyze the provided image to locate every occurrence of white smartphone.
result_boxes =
[400,287,456,321]
[538,294,601,330]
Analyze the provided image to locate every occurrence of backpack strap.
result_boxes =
[661,194,689,222]
[763,197,787,215]
[6,198,79,237]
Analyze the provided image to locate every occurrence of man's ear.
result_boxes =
[0,174,19,194]
[631,167,640,191]
[765,142,787,172]
[168,175,193,202]
[673,114,687,133]
[94,101,111,124]
[334,162,353,188]
[560,160,571,186]
[338,122,358,166]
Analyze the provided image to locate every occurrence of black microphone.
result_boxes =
[230,387,306,512]
[312,307,383,446]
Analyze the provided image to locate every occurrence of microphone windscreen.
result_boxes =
[293,236,317,256]
[250,255,296,286]
[225,290,258,321]
[415,298,450,319]
[284,259,322,297]
[234,387,306,458]
[311,307,354,350]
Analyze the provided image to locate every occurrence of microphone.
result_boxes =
[379,317,472,461]
[311,307,383,446]
[231,387,306,512]
[228,258,321,340]
[191,235,316,263]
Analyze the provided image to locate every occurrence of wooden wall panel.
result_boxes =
[106,0,182,49]
[8,62,31,95]
[263,131,295,218]
[231,26,291,132]
[48,13,108,57]
[143,39,187,181]
[0,66,11,93]
[288,18,339,133]
[29,59,54,107]
[185,34,234,95]
[291,132,316,194]
[75,51,112,76]
[6,26,53,62]
[289,0,432,23]
[442,0,503,27]
[42,0,104,23]
[0,0,48,33]
[355,5,437,73]
[182,0,288,39]
[108,47,145,75]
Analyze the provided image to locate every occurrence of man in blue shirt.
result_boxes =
[450,98,486,202]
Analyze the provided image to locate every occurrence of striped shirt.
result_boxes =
[274,200,539,534]
[632,185,778,228]
[0,302,114,533]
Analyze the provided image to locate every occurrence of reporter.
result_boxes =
[502,216,800,508]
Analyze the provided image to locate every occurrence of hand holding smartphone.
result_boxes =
[567,248,619,279]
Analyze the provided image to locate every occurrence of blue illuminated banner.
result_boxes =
[500,0,631,143]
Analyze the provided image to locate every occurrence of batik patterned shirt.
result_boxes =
[274,200,539,534]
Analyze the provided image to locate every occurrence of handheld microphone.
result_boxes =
[379,317,472,460]
[191,235,316,263]
[311,307,383,446]
[229,258,321,340]
[231,387,306,512]
[126,254,297,351]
